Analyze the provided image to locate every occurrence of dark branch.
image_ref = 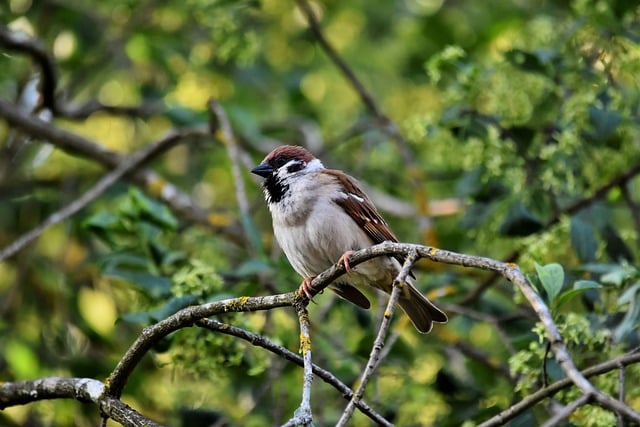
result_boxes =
[0,98,243,242]
[196,319,393,426]
[0,25,161,119]
[0,127,198,261]
[478,347,640,427]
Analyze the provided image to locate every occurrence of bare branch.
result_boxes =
[282,303,314,427]
[478,347,640,427]
[196,319,393,426]
[0,377,163,427]
[617,362,626,427]
[293,0,382,118]
[540,394,592,427]
[100,242,640,423]
[0,128,197,261]
[0,25,161,119]
[106,293,293,399]
[336,250,418,426]
[0,98,243,241]
[294,0,436,246]
[208,99,258,252]
[463,161,640,305]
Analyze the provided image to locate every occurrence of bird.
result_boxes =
[251,145,447,333]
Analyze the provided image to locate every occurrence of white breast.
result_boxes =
[268,172,375,280]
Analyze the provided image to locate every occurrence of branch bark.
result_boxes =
[0,127,200,261]
[0,377,163,427]
[0,98,243,241]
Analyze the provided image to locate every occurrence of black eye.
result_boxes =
[287,162,304,173]
[272,155,287,168]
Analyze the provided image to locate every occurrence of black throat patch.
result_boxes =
[263,174,289,204]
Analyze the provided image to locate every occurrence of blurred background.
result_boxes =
[1,0,639,425]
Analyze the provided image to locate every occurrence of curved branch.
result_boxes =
[196,319,393,426]
[106,242,640,423]
[0,377,162,427]
[0,25,160,119]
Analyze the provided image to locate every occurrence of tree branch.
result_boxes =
[282,303,314,427]
[0,98,242,241]
[196,319,393,426]
[540,393,592,427]
[478,347,640,427]
[100,242,639,423]
[0,128,199,261]
[0,377,163,427]
[0,25,161,119]
[336,250,418,426]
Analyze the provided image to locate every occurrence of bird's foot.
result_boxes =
[337,250,355,273]
[298,277,317,303]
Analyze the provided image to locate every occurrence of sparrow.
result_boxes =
[251,145,447,333]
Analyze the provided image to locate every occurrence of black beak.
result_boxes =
[251,163,274,178]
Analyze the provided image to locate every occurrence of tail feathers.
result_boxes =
[398,284,448,334]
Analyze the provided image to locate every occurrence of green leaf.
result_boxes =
[601,265,636,287]
[570,217,597,263]
[535,262,564,303]
[105,269,172,298]
[601,224,634,262]
[146,295,199,321]
[554,280,601,310]
[499,202,544,237]
[165,106,207,126]
[83,211,121,231]
[456,168,509,202]
[98,251,150,271]
[234,259,274,277]
[130,188,178,230]
[504,49,559,76]
[614,283,640,342]
[588,106,621,144]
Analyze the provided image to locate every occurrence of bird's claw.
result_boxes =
[298,277,317,304]
[338,250,355,273]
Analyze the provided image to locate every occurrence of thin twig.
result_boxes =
[336,250,418,426]
[196,319,393,426]
[294,0,436,247]
[282,303,314,427]
[293,0,382,118]
[0,129,196,261]
[540,393,592,427]
[478,347,640,427]
[617,362,626,427]
[208,99,258,253]
[0,98,242,241]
